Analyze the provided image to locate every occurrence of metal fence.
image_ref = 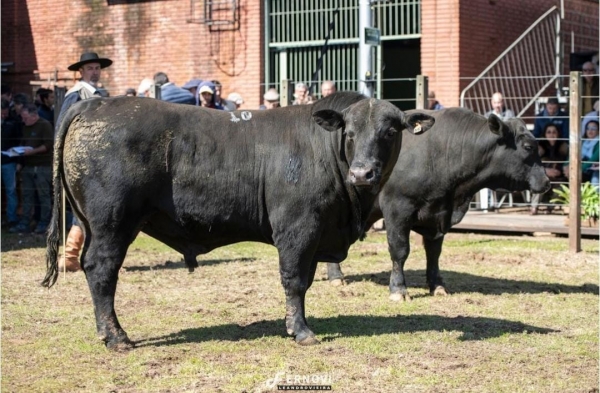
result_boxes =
[265,0,422,99]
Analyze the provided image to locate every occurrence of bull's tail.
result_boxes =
[41,105,82,288]
[41,161,63,287]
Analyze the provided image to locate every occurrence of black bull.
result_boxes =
[326,108,551,300]
[42,92,435,349]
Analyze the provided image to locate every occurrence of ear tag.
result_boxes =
[413,122,423,134]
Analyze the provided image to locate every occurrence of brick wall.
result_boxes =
[421,0,598,107]
[3,1,597,109]
[2,0,264,109]
[563,0,600,71]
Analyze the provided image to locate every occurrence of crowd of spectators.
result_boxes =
[1,50,598,240]
[479,59,599,214]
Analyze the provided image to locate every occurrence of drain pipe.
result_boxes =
[358,0,373,97]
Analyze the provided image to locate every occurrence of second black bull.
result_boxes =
[326,108,551,300]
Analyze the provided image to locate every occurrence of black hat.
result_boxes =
[68,52,113,71]
[547,97,559,105]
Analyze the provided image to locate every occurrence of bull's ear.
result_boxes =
[313,109,345,132]
[403,113,435,134]
[487,114,507,136]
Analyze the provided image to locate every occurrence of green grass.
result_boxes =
[1,230,598,392]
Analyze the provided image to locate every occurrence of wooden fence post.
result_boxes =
[568,71,582,253]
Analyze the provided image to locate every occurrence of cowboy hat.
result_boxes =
[68,52,113,71]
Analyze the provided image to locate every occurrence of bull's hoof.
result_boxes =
[432,286,449,296]
[108,341,134,352]
[295,333,320,346]
[389,292,411,302]
[329,278,344,287]
[104,334,134,352]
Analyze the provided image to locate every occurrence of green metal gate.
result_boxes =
[265,0,422,102]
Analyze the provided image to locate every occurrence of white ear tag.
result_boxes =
[413,122,423,134]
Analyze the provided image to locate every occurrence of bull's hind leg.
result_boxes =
[82,228,133,351]
[326,262,345,286]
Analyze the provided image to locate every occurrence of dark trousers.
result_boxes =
[19,166,52,228]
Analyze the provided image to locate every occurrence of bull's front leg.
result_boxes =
[278,249,320,346]
[83,234,132,351]
[423,235,448,296]
[326,262,344,286]
[387,226,412,301]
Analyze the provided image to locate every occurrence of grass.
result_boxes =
[1,229,598,392]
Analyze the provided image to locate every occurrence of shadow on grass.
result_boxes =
[341,269,599,296]
[135,314,558,348]
[123,257,257,272]
[1,231,47,252]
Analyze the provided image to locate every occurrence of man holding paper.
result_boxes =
[9,103,53,234]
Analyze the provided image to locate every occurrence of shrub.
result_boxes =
[550,182,599,221]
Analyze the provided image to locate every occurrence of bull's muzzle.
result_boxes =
[530,167,552,194]
[349,164,376,186]
[532,176,552,194]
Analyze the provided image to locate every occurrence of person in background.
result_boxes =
[529,123,569,215]
[56,52,113,271]
[1,85,12,104]
[211,80,236,111]
[197,83,224,110]
[581,61,599,117]
[532,97,569,139]
[125,88,136,97]
[581,120,599,186]
[227,92,244,110]
[292,82,313,105]
[260,88,280,110]
[1,98,22,228]
[137,78,154,98]
[581,100,599,137]
[9,103,53,234]
[181,78,202,100]
[153,72,195,105]
[428,91,444,110]
[36,88,55,126]
[11,93,30,122]
[320,80,336,98]
[57,52,113,127]
[485,92,515,121]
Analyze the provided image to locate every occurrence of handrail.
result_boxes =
[460,6,561,117]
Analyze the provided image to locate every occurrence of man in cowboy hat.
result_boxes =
[56,52,112,127]
[56,52,112,272]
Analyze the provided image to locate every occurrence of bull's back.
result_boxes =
[62,97,338,241]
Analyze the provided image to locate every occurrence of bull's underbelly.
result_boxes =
[140,208,355,264]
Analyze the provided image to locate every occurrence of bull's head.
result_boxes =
[487,115,551,194]
[313,99,435,192]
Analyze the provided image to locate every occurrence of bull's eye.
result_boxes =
[385,127,397,138]
[523,144,534,152]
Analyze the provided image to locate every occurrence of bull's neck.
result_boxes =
[331,131,371,241]
[439,130,498,206]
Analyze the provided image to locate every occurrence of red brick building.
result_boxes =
[2,0,598,109]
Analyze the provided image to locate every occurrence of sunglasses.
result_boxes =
[586,127,599,131]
